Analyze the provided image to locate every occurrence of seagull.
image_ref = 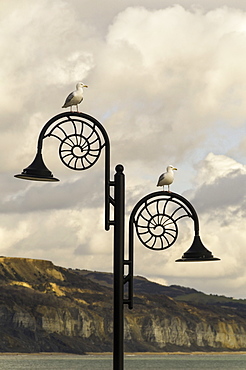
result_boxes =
[62,82,88,112]
[157,165,177,192]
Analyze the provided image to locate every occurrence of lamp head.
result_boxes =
[176,235,220,262]
[14,152,59,182]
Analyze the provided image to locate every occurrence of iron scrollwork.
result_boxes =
[124,191,201,309]
[134,193,195,250]
[24,112,112,230]
[42,113,106,170]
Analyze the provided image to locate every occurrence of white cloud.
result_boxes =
[1,1,246,298]
[194,152,246,185]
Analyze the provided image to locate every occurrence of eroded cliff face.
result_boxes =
[0,257,246,353]
[130,315,246,351]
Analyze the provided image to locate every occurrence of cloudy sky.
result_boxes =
[2,0,246,299]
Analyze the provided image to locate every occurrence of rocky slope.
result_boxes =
[0,257,246,353]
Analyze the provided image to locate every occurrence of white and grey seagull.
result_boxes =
[62,82,88,112]
[157,165,177,192]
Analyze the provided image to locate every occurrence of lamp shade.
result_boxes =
[14,152,59,182]
[176,235,220,262]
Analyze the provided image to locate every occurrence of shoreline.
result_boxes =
[0,351,246,356]
[87,351,246,356]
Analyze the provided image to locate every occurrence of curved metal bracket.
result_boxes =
[42,113,114,230]
[124,191,202,309]
[131,191,199,250]
[17,112,115,230]
[38,113,108,169]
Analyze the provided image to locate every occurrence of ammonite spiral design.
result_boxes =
[134,196,192,250]
[59,130,101,170]
[44,115,104,170]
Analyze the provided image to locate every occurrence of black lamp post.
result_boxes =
[15,112,220,370]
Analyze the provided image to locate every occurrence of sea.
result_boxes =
[0,353,246,370]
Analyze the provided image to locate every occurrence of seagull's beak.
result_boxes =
[173,168,177,170]
[84,85,88,88]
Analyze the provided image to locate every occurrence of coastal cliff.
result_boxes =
[0,257,246,353]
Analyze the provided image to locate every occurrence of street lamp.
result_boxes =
[15,112,220,370]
